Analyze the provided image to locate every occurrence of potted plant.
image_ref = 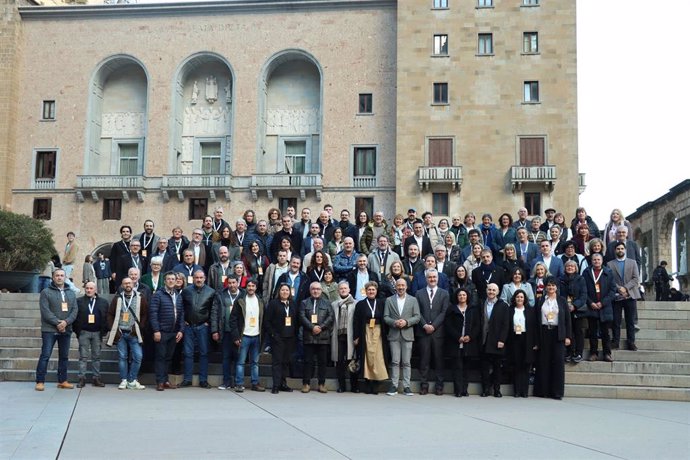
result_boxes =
[0,209,56,292]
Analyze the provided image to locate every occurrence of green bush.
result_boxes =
[0,209,56,272]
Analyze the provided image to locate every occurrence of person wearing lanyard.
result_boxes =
[384,278,421,396]
[368,234,401,278]
[298,282,334,393]
[583,253,616,362]
[346,254,381,302]
[211,276,244,390]
[444,287,479,397]
[35,268,78,391]
[506,290,538,398]
[180,270,215,389]
[172,249,204,286]
[106,277,148,390]
[533,277,572,400]
[150,272,185,391]
[264,283,298,393]
[353,281,389,395]
[331,281,357,393]
[73,282,109,388]
[479,282,510,398]
[230,279,266,392]
[415,269,450,396]
[471,249,507,304]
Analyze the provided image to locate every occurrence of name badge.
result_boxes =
[567,296,573,306]
[515,324,523,335]
[360,288,366,296]
[258,267,263,276]
[88,314,95,324]
[141,250,147,257]
[379,267,384,274]
[536,293,543,298]
[546,311,556,322]
[291,287,295,297]
[122,312,130,322]
[249,317,257,327]
[595,283,601,293]
[221,275,227,284]
[369,318,376,329]
[187,276,194,284]
[61,302,68,312]
[177,253,181,261]
[285,317,292,327]
[311,314,318,324]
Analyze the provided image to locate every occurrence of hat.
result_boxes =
[408,208,416,213]
[545,208,556,213]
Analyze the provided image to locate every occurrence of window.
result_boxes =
[433,82,448,104]
[353,147,376,177]
[519,137,545,165]
[428,138,453,166]
[118,143,140,176]
[189,198,208,220]
[33,199,52,220]
[355,197,374,219]
[200,142,222,175]
[432,193,449,216]
[477,0,493,7]
[524,192,541,216]
[358,93,373,114]
[42,100,55,120]
[279,197,297,216]
[284,141,306,174]
[523,0,539,5]
[433,34,448,56]
[35,151,56,180]
[433,0,448,8]
[524,81,540,102]
[478,33,493,55]
[103,198,122,220]
[523,32,538,53]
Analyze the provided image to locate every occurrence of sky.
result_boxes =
[577,0,690,226]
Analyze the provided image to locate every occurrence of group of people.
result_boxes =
[36,205,643,400]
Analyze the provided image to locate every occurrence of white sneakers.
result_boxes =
[127,380,146,390]
[118,379,127,390]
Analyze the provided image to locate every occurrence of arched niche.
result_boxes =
[85,55,149,176]
[659,211,676,272]
[170,53,235,175]
[257,49,323,175]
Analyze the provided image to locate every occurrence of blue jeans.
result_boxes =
[36,332,71,383]
[183,323,210,383]
[117,332,143,381]
[221,331,238,386]
[236,334,261,386]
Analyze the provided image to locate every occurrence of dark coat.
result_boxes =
[352,298,388,377]
[414,286,450,338]
[535,295,573,342]
[403,234,433,259]
[211,289,245,338]
[471,264,507,302]
[299,297,334,345]
[559,273,588,318]
[582,266,616,322]
[506,306,539,364]
[264,298,298,339]
[478,299,510,355]
[444,303,480,358]
[73,295,109,337]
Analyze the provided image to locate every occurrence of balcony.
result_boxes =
[510,165,556,192]
[352,176,377,188]
[76,175,146,203]
[578,172,587,195]
[250,173,322,202]
[33,178,56,190]
[417,166,463,191]
[161,174,233,202]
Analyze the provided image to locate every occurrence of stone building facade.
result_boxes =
[1,0,581,271]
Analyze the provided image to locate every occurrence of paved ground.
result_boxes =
[1,382,688,460]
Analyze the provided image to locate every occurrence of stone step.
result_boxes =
[564,384,690,402]
[633,319,690,330]
[0,293,40,302]
[620,329,690,340]
[637,301,690,311]
[565,361,690,375]
[636,310,689,320]
[565,372,690,388]
[0,317,42,327]
[593,350,690,363]
[0,309,43,319]
[626,339,690,351]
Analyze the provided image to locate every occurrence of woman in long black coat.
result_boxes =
[559,260,588,363]
[506,290,539,397]
[444,287,479,397]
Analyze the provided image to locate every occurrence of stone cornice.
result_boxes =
[19,0,396,20]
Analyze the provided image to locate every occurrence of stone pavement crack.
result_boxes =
[233,394,351,459]
[56,387,82,459]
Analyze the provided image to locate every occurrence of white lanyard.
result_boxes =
[121,294,133,312]
[312,300,318,315]
[142,234,151,249]
[367,299,376,318]
[592,268,603,284]
[88,298,96,315]
[283,302,290,317]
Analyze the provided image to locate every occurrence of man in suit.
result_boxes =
[150,237,176,274]
[532,240,565,279]
[410,254,451,295]
[604,227,641,267]
[116,240,148,285]
[346,254,381,302]
[368,234,401,278]
[404,221,433,259]
[109,225,133,286]
[187,229,209,273]
[415,269,450,395]
[479,283,510,397]
[471,249,506,303]
[134,219,159,259]
[607,242,641,351]
[515,227,539,268]
[384,278,421,396]
[433,245,457,281]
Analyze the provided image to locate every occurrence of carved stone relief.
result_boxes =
[182,106,229,136]
[266,108,319,135]
[101,112,145,137]
[179,137,194,174]
[205,75,218,104]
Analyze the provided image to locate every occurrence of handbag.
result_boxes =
[347,350,360,374]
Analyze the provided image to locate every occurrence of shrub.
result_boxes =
[0,209,56,272]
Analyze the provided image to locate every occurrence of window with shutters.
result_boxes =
[524,192,541,216]
[433,193,449,216]
[519,137,545,166]
[33,199,52,220]
[355,197,374,219]
[103,198,122,220]
[428,138,453,167]
[35,151,56,180]
[189,198,208,220]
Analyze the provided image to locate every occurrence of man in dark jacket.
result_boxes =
[299,282,334,393]
[73,281,109,388]
[211,276,244,390]
[583,253,616,362]
[180,269,215,388]
[35,268,78,391]
[479,283,510,398]
[149,272,184,391]
[230,279,266,392]
[652,260,673,301]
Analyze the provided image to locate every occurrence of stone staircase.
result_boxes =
[564,300,690,401]
[1,293,689,400]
